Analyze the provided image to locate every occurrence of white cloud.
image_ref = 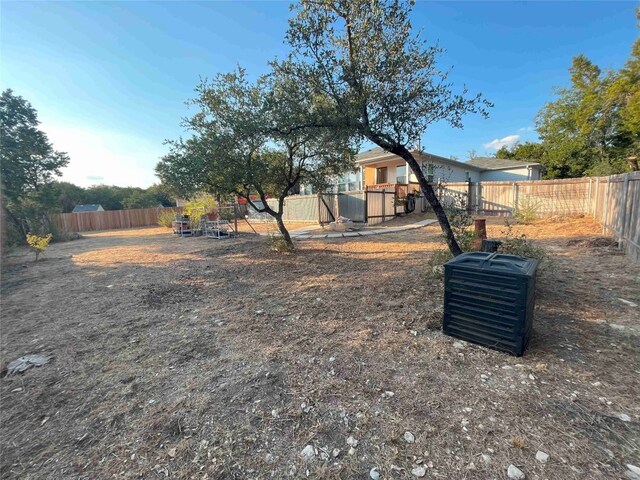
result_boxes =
[483,134,520,150]
[518,126,534,132]
[42,124,163,188]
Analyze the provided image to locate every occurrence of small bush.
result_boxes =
[498,223,547,261]
[184,193,218,228]
[267,234,294,253]
[514,196,541,224]
[26,233,52,261]
[158,208,179,228]
[441,194,477,252]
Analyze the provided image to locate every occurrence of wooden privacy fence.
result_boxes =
[51,206,182,232]
[437,172,640,263]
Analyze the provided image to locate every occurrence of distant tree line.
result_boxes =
[1,89,173,246]
[45,182,175,213]
[496,14,639,179]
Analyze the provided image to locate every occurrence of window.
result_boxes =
[422,163,435,183]
[376,166,388,184]
[396,164,407,184]
[336,171,361,192]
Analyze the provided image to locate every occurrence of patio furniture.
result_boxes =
[204,220,236,239]
[172,216,192,237]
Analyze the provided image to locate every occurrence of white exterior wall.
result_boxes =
[420,160,480,183]
[479,167,541,182]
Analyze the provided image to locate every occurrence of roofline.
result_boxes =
[479,163,542,171]
[356,149,484,171]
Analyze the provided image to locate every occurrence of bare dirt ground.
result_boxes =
[1,216,639,479]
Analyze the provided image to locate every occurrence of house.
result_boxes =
[72,204,104,213]
[300,147,542,196]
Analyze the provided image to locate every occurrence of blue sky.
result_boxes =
[1,1,637,188]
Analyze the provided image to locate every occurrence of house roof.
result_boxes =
[355,148,541,172]
[356,147,483,171]
[72,204,103,213]
[466,157,542,171]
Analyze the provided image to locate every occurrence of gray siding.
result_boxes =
[480,167,541,182]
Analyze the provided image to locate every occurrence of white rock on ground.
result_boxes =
[481,454,492,465]
[627,464,640,480]
[403,431,415,443]
[346,436,358,447]
[535,451,550,464]
[369,467,380,480]
[507,464,526,479]
[300,445,315,462]
[617,413,632,422]
[332,448,341,458]
[411,466,427,477]
[453,341,465,349]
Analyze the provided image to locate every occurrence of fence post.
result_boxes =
[602,178,610,235]
[234,204,238,233]
[586,178,592,216]
[382,189,386,221]
[364,191,368,223]
[594,178,600,219]
[619,174,630,248]
[512,182,519,213]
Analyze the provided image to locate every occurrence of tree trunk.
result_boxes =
[390,145,463,256]
[275,213,294,249]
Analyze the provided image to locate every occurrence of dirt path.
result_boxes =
[1,217,638,479]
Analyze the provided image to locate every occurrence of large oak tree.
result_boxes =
[282,0,491,255]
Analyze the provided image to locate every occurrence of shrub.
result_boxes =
[267,233,294,253]
[26,233,52,261]
[498,222,547,261]
[441,194,477,252]
[184,193,218,228]
[158,208,179,228]
[514,196,541,224]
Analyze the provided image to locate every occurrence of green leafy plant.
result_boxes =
[158,208,179,228]
[267,233,294,253]
[498,222,550,270]
[26,233,52,261]
[514,196,541,224]
[441,193,477,252]
[184,193,218,228]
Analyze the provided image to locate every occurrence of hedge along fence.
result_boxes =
[437,172,640,264]
[50,206,183,233]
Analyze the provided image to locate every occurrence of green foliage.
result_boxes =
[1,90,69,242]
[535,20,640,178]
[514,196,541,224]
[184,193,217,227]
[495,142,546,162]
[499,223,549,265]
[157,66,357,250]
[284,0,490,255]
[158,208,179,228]
[440,192,476,252]
[267,233,295,253]
[26,233,52,261]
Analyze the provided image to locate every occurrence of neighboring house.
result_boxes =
[466,157,543,181]
[72,204,104,213]
[301,147,542,195]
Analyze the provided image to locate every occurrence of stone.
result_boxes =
[381,391,395,399]
[453,341,465,349]
[481,454,492,465]
[617,413,632,422]
[369,467,380,480]
[6,354,51,375]
[403,431,415,443]
[618,298,638,307]
[411,466,427,477]
[300,445,315,462]
[346,436,358,447]
[332,448,341,458]
[507,464,525,479]
[265,453,274,463]
[255,310,265,315]
[535,451,549,464]
[467,462,476,470]
[626,464,640,480]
